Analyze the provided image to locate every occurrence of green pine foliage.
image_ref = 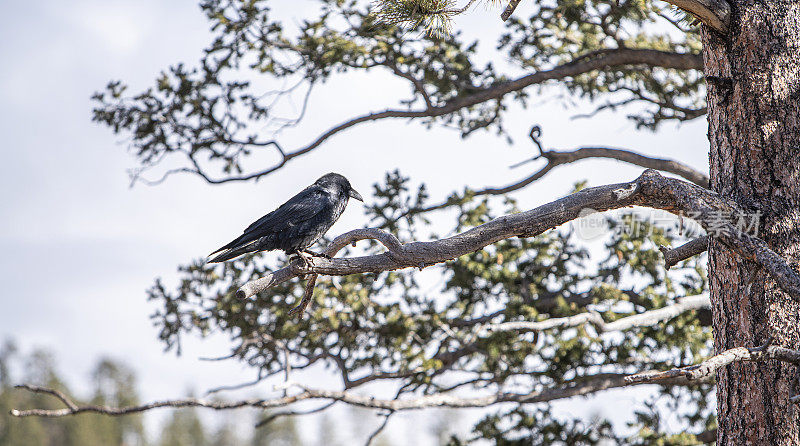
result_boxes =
[372,0,458,37]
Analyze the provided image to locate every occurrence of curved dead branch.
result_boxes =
[11,372,698,418]
[6,297,729,419]
[237,170,800,303]
[531,147,710,189]
[182,48,702,184]
[405,143,710,217]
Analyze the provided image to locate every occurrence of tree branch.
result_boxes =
[403,143,709,217]
[181,48,703,184]
[288,274,317,316]
[10,372,699,418]
[481,294,709,334]
[354,294,712,387]
[513,145,709,188]
[660,235,709,269]
[255,401,336,428]
[365,411,394,446]
[384,62,433,109]
[625,344,800,385]
[237,170,800,303]
[696,428,718,443]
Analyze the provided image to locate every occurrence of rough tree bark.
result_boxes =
[703,1,800,444]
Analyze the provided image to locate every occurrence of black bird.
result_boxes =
[207,173,363,263]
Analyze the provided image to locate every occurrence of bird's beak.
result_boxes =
[349,189,364,202]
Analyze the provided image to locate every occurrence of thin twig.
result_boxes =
[289,274,317,316]
[205,372,267,395]
[365,411,394,446]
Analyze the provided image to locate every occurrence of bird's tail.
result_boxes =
[207,236,257,263]
[207,246,251,263]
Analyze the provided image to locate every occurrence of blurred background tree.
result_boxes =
[0,341,147,445]
[0,341,322,445]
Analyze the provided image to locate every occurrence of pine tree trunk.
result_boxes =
[702,2,800,444]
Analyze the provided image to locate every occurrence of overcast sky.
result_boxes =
[0,0,709,442]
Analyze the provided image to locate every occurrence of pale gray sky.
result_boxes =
[0,0,709,442]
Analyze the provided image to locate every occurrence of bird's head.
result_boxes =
[316,173,363,202]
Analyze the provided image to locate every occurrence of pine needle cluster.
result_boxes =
[372,0,458,37]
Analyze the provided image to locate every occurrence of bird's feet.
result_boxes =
[289,250,330,272]
[289,250,315,269]
[302,249,331,260]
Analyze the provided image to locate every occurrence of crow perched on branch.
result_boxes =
[208,173,363,264]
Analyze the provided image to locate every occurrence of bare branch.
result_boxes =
[482,294,710,334]
[11,372,700,418]
[14,385,78,412]
[205,373,267,396]
[405,144,709,217]
[513,146,710,188]
[399,294,711,383]
[660,235,709,269]
[625,344,800,385]
[237,228,404,299]
[237,170,800,303]
[339,294,712,389]
[181,48,702,184]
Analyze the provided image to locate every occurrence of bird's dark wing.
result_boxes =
[243,185,330,235]
[208,185,331,259]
